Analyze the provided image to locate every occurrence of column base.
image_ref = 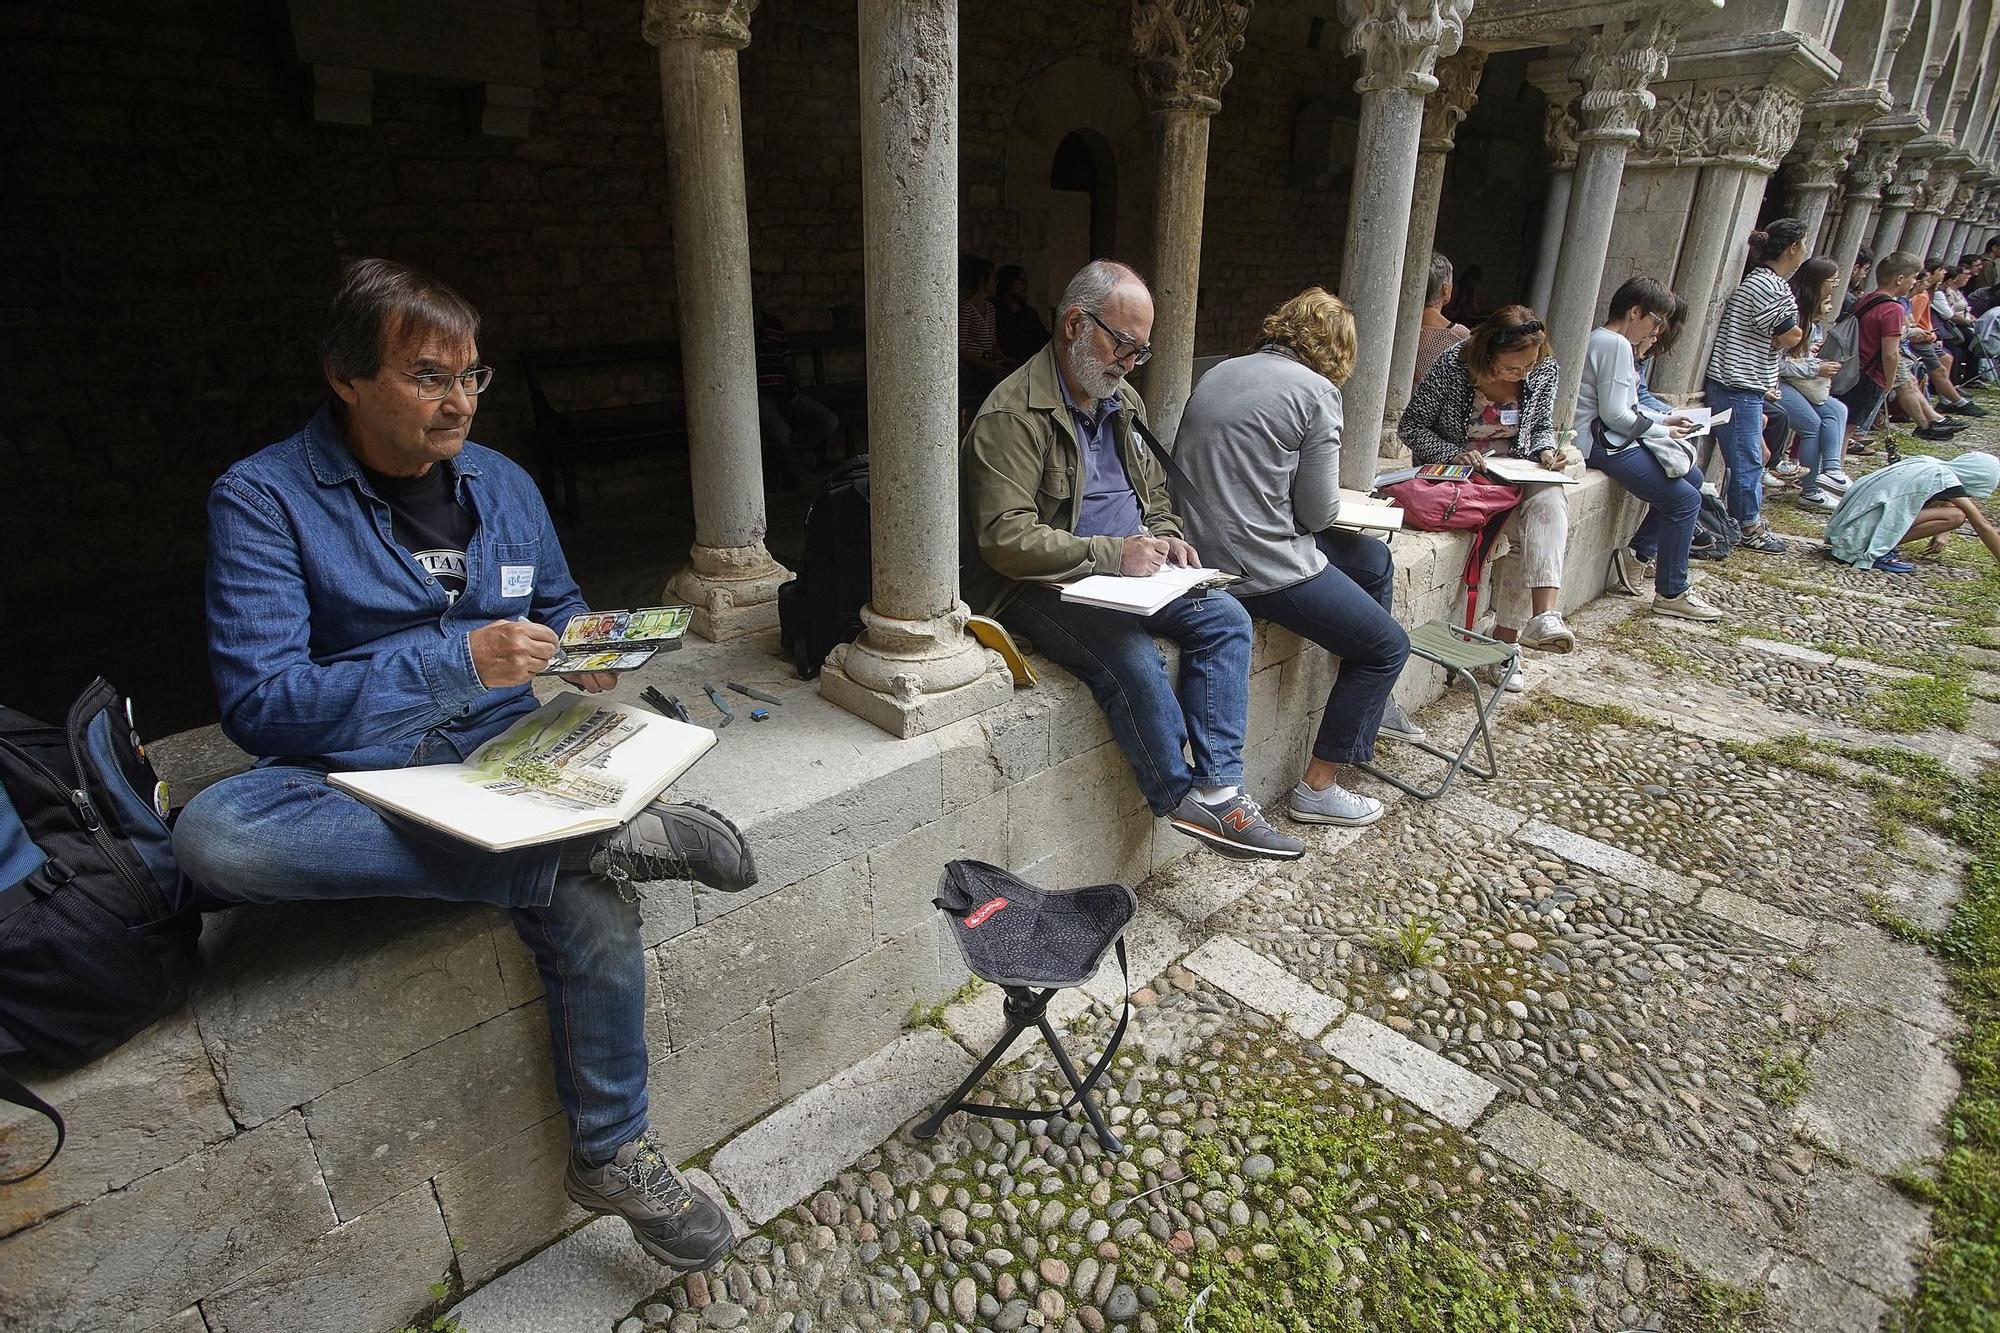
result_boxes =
[666,541,794,642]
[818,601,1013,738]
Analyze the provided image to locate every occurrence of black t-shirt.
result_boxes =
[363,463,476,603]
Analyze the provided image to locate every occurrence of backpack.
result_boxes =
[1690,492,1740,561]
[778,455,873,679]
[1379,471,1528,628]
[1825,294,1896,396]
[0,678,201,1181]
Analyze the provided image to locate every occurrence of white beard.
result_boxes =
[1064,327,1125,402]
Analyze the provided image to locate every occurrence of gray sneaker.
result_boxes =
[595,801,757,893]
[1376,698,1427,744]
[566,1135,736,1271]
[1169,792,1305,860]
[1286,780,1383,827]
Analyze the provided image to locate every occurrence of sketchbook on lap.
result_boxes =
[1479,455,1581,486]
[1055,564,1235,615]
[330,693,715,851]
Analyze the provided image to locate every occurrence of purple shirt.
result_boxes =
[1058,373,1143,539]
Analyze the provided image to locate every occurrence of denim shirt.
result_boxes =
[206,404,589,771]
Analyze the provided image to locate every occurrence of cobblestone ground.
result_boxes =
[563,418,2000,1333]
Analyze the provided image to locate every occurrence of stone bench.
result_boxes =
[0,470,1639,1333]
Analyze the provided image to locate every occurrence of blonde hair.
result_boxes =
[1259,287,1357,386]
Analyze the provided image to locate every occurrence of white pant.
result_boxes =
[1489,483,1568,631]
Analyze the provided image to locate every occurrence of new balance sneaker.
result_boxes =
[1816,470,1852,494]
[1170,792,1305,860]
[1762,469,1791,491]
[1737,524,1789,554]
[1794,489,1839,511]
[1517,612,1576,653]
[594,801,757,893]
[567,1135,737,1271]
[1377,698,1427,744]
[1286,780,1384,827]
[1652,588,1724,621]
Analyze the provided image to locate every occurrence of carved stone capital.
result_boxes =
[1842,137,1902,202]
[642,0,756,49]
[1543,97,1580,171]
[1567,19,1677,144]
[1881,156,1932,209]
[1633,83,1804,172]
[1419,48,1485,153]
[1127,0,1253,115]
[1340,0,1473,98]
[1911,168,1959,217]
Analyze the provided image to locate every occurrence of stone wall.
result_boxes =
[0,471,1640,1333]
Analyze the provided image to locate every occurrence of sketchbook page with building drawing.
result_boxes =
[329,693,714,851]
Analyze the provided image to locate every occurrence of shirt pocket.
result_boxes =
[490,539,541,607]
[1036,456,1075,503]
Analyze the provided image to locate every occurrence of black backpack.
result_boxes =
[1690,492,1740,562]
[778,455,873,679]
[0,678,202,1180]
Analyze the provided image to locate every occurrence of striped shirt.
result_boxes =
[959,297,997,362]
[1704,267,1799,393]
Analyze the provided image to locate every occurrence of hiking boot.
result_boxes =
[1737,525,1788,554]
[1377,698,1427,744]
[566,1135,736,1271]
[1652,589,1724,622]
[1517,612,1576,653]
[595,801,757,893]
[1286,780,1383,827]
[1170,792,1305,860]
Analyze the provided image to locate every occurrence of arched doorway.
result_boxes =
[1044,129,1120,316]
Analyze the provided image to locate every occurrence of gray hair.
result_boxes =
[1425,252,1453,307]
[1056,260,1146,322]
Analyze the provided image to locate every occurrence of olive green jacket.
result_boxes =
[960,344,1184,616]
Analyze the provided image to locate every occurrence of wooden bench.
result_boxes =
[521,341,688,523]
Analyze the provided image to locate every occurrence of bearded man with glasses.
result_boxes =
[170,258,756,1275]
[960,260,1303,861]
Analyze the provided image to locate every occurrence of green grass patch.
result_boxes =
[1517,695,1649,730]
[1864,673,1973,733]
[1380,914,1445,971]
[1753,1049,1812,1110]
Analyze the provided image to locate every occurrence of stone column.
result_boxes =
[818,0,1011,738]
[1825,135,1900,318]
[1898,141,1957,260]
[1786,119,1864,252]
[1333,0,1474,488]
[1525,67,1579,318]
[645,0,792,641]
[1543,19,1677,428]
[1387,49,1486,420]
[1872,165,1924,256]
[1129,1,1253,446]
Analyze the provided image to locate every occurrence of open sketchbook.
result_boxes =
[1058,564,1234,616]
[1479,455,1580,486]
[1331,488,1405,531]
[330,694,714,851]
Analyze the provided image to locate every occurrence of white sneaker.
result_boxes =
[1818,470,1852,493]
[1608,548,1650,596]
[1376,698,1427,744]
[1763,469,1790,490]
[1517,612,1576,653]
[1476,658,1526,692]
[1286,780,1384,827]
[1775,460,1803,479]
[1794,490,1839,511]
[1652,589,1724,622]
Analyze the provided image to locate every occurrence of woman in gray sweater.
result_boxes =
[1174,289,1415,828]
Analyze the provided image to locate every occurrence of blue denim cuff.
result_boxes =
[426,632,490,716]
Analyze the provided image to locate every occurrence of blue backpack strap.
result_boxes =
[0,1063,64,1183]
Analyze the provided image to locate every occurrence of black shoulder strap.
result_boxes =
[0,1065,64,1183]
[1128,417,1257,579]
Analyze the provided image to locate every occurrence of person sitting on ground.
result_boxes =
[958,254,1009,412]
[1877,256,1967,445]
[961,259,1303,861]
[1400,305,1577,660]
[1580,276,1723,623]
[993,264,1052,365]
[169,258,756,1275]
[1174,287,1417,830]
[755,310,842,484]
[1412,251,1471,389]
[1776,257,1851,510]
[1824,452,2000,574]
[1701,219,1810,554]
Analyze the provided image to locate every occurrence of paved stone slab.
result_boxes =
[1695,887,1821,950]
[1184,938,1344,1040]
[446,1215,661,1333]
[1765,1255,1890,1333]
[1476,1105,1775,1289]
[1321,1015,1499,1129]
[1795,1163,1929,1302]
[1873,852,1963,935]
[1080,905,1193,1008]
[1796,1007,1958,1179]
[1735,636,1838,667]
[1513,820,1698,904]
[708,1031,974,1225]
[203,1184,454,1333]
[1434,790,1529,837]
[1816,924,1957,1037]
[1140,851,1299,925]
[0,1011,234,1235]
[772,927,937,1098]
[0,1114,335,1333]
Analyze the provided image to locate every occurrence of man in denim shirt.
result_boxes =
[171,259,752,1273]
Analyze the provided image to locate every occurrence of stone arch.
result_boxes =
[1830,0,1910,90]
[1002,57,1148,317]
[1924,31,1959,129]
[1887,0,1932,110]
[1945,0,1994,139]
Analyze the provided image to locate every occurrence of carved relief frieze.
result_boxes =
[642,0,757,49]
[1632,84,1804,171]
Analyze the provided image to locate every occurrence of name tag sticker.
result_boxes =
[1498,407,1521,427]
[500,565,535,598]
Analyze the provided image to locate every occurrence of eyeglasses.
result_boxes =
[1493,320,1545,348]
[399,366,494,401]
[1645,312,1667,332]
[1084,311,1153,366]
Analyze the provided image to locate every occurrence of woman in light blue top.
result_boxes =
[1824,452,2000,573]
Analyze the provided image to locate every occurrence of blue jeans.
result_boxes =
[1775,384,1848,489]
[1702,380,1772,528]
[1236,531,1410,766]
[1588,445,1706,600]
[172,743,650,1164]
[999,585,1251,814]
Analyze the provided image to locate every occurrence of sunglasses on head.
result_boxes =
[1493,320,1544,348]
